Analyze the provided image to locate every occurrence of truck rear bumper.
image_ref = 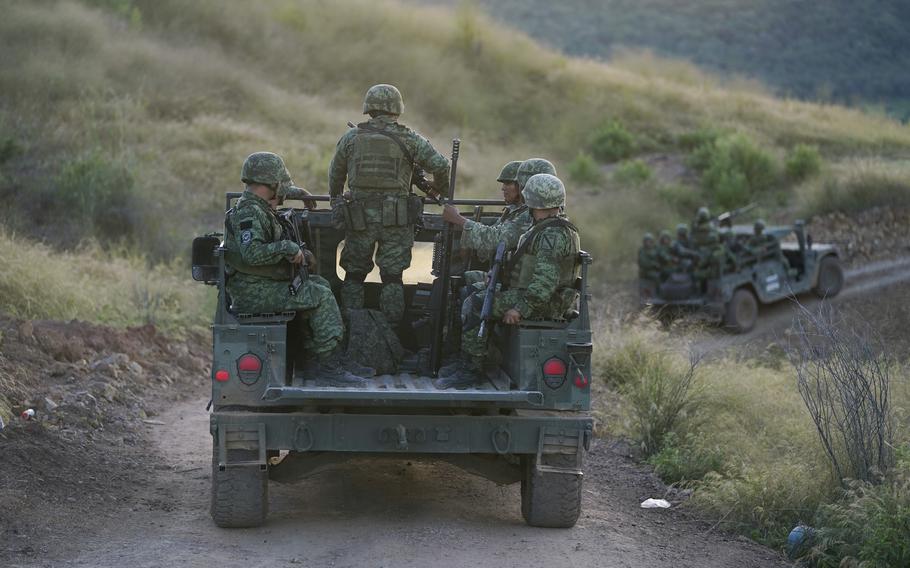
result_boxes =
[211,410,593,456]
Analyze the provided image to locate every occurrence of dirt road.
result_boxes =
[46,394,785,568]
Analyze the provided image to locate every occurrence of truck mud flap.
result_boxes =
[535,426,589,476]
[215,422,267,471]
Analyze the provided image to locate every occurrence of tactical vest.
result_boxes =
[348,123,413,193]
[508,217,580,291]
[223,199,292,281]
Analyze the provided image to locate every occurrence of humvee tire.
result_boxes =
[521,454,583,528]
[813,256,844,298]
[724,288,758,333]
[211,447,268,528]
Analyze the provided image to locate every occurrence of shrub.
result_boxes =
[785,144,823,182]
[0,137,22,165]
[612,159,652,186]
[677,127,722,152]
[799,160,910,215]
[567,151,603,185]
[693,133,780,209]
[54,150,140,241]
[590,120,636,162]
[647,432,726,484]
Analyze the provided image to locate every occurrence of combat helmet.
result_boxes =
[517,158,557,189]
[363,84,404,116]
[676,223,688,236]
[643,232,655,244]
[696,207,710,222]
[659,230,671,242]
[241,152,287,187]
[523,173,565,209]
[497,160,522,183]
[754,219,766,232]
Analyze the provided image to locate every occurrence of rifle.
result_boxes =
[716,202,757,228]
[429,139,460,376]
[279,209,310,296]
[478,240,506,339]
[347,121,443,204]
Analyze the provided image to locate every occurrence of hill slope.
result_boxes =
[1,0,909,272]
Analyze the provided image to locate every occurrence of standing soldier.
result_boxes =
[693,232,725,293]
[438,173,580,389]
[638,233,661,282]
[329,84,450,324]
[691,206,715,248]
[224,152,369,386]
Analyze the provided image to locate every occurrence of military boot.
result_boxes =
[314,349,369,388]
[434,359,485,390]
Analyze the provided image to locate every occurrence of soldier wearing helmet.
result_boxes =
[671,223,698,269]
[747,218,787,266]
[655,230,675,278]
[438,173,581,389]
[638,233,660,282]
[224,152,371,386]
[691,206,716,248]
[328,84,451,324]
[441,160,532,263]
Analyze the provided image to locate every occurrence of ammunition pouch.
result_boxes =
[381,196,411,228]
[343,200,368,232]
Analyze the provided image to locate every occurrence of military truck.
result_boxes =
[640,220,844,333]
[192,192,594,529]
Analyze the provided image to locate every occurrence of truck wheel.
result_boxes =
[814,257,844,298]
[211,447,269,528]
[724,288,758,333]
[521,454,583,528]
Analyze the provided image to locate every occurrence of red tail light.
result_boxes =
[237,353,262,385]
[542,357,567,389]
[574,370,589,388]
[214,369,229,382]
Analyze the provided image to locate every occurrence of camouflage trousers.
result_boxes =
[339,221,413,324]
[226,273,343,356]
[459,288,526,366]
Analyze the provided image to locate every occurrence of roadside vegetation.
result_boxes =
[592,311,910,565]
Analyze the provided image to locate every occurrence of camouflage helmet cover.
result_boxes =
[754,219,766,232]
[659,230,671,241]
[241,152,287,187]
[676,223,688,235]
[643,232,655,243]
[522,173,566,209]
[696,206,710,222]
[363,84,404,115]
[497,160,522,183]
[517,158,557,189]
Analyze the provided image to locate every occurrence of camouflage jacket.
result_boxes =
[224,190,299,279]
[328,115,450,199]
[462,203,531,261]
[638,246,661,278]
[507,215,580,318]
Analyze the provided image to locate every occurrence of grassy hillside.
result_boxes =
[421,0,910,119]
[1,0,909,274]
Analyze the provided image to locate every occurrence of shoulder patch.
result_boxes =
[240,230,253,245]
[239,220,253,230]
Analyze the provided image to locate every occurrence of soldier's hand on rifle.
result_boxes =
[442,204,466,226]
[303,249,317,270]
[290,250,306,265]
[502,309,522,325]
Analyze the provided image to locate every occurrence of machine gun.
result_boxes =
[278,209,311,296]
[428,139,460,376]
[478,240,506,339]
[347,121,443,204]
[716,202,757,228]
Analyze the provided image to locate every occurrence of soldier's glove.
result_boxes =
[330,196,346,230]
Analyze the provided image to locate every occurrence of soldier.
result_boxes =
[671,223,698,270]
[224,152,370,387]
[691,206,716,248]
[329,84,450,324]
[438,173,580,389]
[747,219,789,268]
[638,233,661,282]
[656,230,675,279]
[441,160,529,263]
[693,232,726,292]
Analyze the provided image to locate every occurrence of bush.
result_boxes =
[799,160,910,215]
[54,150,140,241]
[612,159,652,186]
[677,127,722,152]
[647,432,726,484]
[692,133,780,209]
[567,151,603,185]
[590,120,636,162]
[785,144,823,182]
[0,137,22,165]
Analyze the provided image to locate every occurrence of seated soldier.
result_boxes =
[224,152,371,387]
[693,232,726,293]
[671,223,698,270]
[747,219,789,267]
[638,233,661,282]
[437,173,580,389]
[719,229,741,272]
[656,230,675,279]
[691,206,715,248]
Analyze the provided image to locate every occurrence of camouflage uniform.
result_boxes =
[671,224,697,270]
[693,233,728,290]
[442,174,579,387]
[224,190,343,357]
[329,84,450,323]
[656,230,675,278]
[637,233,661,281]
[691,207,716,248]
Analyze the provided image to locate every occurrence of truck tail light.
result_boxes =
[214,369,230,382]
[237,353,262,385]
[542,357,567,389]
[574,369,589,388]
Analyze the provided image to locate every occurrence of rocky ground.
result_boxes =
[807,207,910,268]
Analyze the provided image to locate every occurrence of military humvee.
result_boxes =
[192,193,594,529]
[640,220,844,332]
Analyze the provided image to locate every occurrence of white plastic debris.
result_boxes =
[0,415,5,431]
[640,498,671,509]
[20,408,36,421]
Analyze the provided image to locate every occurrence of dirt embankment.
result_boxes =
[0,317,209,563]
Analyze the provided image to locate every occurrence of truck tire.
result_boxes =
[211,447,268,528]
[521,454,583,528]
[813,256,844,298]
[724,288,758,333]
